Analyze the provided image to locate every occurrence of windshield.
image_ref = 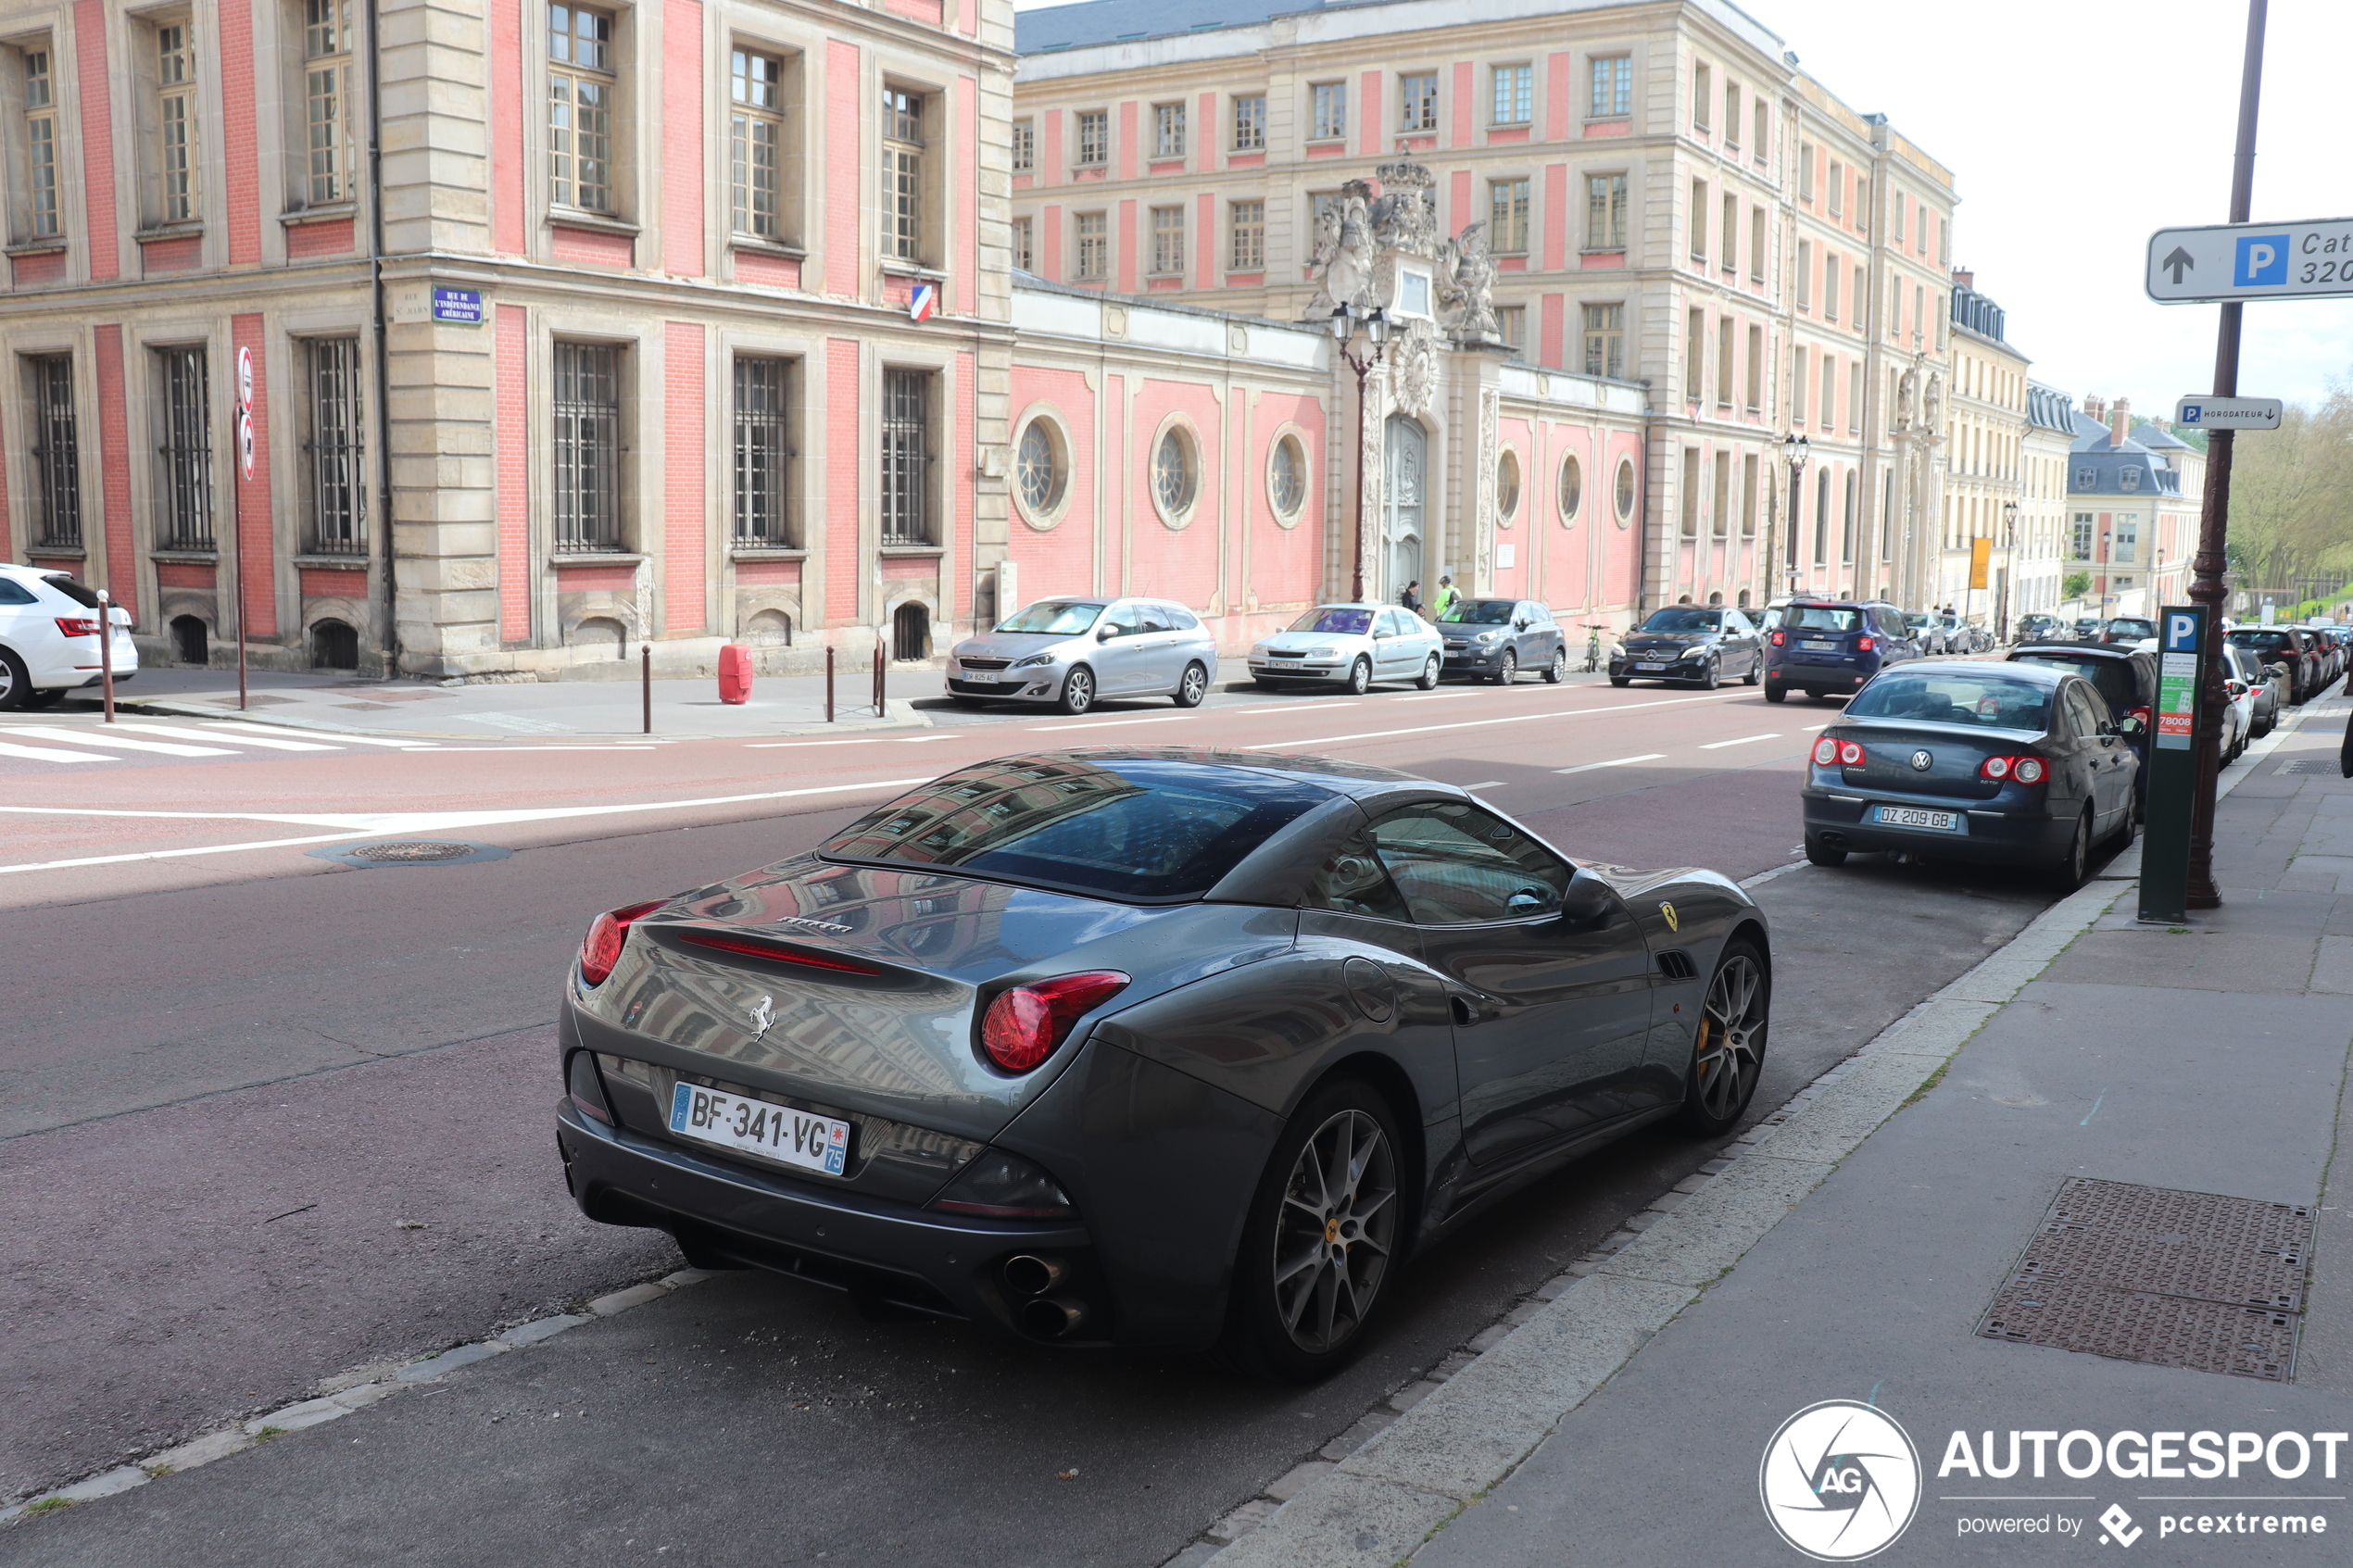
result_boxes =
[822,758,1327,902]
[1638,608,1721,633]
[1785,605,1863,633]
[1847,671,2053,731]
[1289,607,1374,635]
[2228,630,2293,651]
[1904,613,1931,630]
[1441,599,1517,625]
[2107,619,2155,639]
[2012,654,2141,713]
[995,600,1103,636]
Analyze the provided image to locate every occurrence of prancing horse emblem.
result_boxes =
[749,995,774,1035]
[1659,902,1680,933]
[1910,749,1934,771]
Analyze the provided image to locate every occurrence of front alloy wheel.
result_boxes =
[1696,657,1719,691]
[1676,941,1768,1135]
[1173,661,1209,708]
[1057,665,1096,716]
[1491,649,1518,685]
[1344,657,1372,696]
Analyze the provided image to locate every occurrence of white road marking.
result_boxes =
[0,740,119,764]
[423,745,663,752]
[1241,689,1748,752]
[1699,733,1782,750]
[0,725,236,757]
[1026,713,1194,733]
[196,721,437,749]
[1462,780,1507,790]
[0,831,386,876]
[108,721,342,751]
[1554,753,1666,774]
[746,734,947,749]
[1235,702,1358,715]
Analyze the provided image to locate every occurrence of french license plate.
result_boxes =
[1801,640,1836,651]
[1871,804,1961,833]
[1636,661,1668,671]
[960,672,998,684]
[669,1083,849,1175]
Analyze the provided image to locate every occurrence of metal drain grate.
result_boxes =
[343,841,476,863]
[2277,759,2343,776]
[1978,1178,2315,1380]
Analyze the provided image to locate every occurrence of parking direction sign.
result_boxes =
[2147,218,2353,302]
[2175,395,2282,430]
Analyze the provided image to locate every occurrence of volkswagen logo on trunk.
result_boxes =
[1909,749,1933,771]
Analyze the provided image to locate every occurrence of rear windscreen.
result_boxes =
[2013,656,2139,713]
[1848,672,2053,731]
[41,573,100,609]
[1784,605,1863,633]
[820,758,1329,901]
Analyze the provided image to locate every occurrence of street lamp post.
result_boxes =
[1999,499,2020,642]
[1331,306,1392,603]
[1780,433,1810,597]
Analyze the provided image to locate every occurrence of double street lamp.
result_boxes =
[1780,433,1811,596]
[1332,306,1392,603]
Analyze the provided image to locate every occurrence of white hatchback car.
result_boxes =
[1247,603,1444,694]
[0,562,139,709]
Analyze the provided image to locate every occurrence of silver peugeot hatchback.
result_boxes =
[946,597,1221,716]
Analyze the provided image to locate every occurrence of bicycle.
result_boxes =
[1580,623,1608,673]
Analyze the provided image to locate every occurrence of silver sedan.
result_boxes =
[1248,604,1444,695]
[946,597,1220,716]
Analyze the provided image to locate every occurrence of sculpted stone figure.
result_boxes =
[1894,362,1920,432]
[1921,371,1944,436]
[1437,220,1498,340]
[1303,181,1376,320]
[1368,162,1439,257]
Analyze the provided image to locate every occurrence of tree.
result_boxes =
[2063,571,2093,601]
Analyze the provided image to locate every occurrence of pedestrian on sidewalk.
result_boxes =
[1400,581,1424,616]
[1433,576,1458,619]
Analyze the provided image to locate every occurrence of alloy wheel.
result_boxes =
[1175,662,1208,708]
[1059,667,1095,716]
[1545,647,1567,684]
[1346,657,1372,696]
[1691,951,1768,1124]
[1698,657,1718,691]
[1494,650,1517,685]
[1271,1109,1396,1355]
[1416,654,1441,690]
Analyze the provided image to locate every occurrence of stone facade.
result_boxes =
[2063,396,2203,622]
[1937,270,2028,627]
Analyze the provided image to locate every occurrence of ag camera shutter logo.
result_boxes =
[1760,1400,1921,1561]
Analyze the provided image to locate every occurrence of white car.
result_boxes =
[0,562,139,709]
[1248,603,1444,694]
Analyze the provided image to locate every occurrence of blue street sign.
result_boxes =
[432,287,484,325]
[2163,610,2199,653]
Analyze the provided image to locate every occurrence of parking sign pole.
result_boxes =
[2183,0,2268,910]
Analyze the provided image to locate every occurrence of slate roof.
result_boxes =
[1017,0,1326,52]
[2067,411,2180,497]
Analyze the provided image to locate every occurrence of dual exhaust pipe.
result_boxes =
[1002,1253,1088,1339]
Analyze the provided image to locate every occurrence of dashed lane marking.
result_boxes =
[1240,688,1751,752]
[195,721,439,749]
[1698,732,1782,750]
[1554,753,1666,774]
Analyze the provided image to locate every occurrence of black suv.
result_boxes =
[1764,599,1918,703]
[2008,643,2157,819]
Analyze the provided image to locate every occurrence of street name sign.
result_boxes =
[2138,606,2208,924]
[2147,218,2353,302]
[2175,395,2282,431]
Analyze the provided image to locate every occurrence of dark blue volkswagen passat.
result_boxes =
[557,748,1770,1381]
[1800,662,2139,884]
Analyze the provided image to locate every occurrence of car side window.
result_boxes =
[2061,684,2105,736]
[1299,828,1412,922]
[1164,606,1201,631]
[1137,605,1174,633]
[0,578,38,606]
[1101,604,1144,638]
[1366,802,1571,926]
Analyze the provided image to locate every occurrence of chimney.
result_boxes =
[2110,396,2131,448]
[1952,267,1975,291]
[2084,394,2107,423]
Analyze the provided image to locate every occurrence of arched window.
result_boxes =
[891,601,931,662]
[170,614,208,667]
[309,619,359,671]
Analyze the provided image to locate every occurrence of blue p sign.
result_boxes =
[2165,611,2199,652]
[2236,233,2289,287]
[2180,404,2202,424]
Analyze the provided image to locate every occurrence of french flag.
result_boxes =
[909,282,937,323]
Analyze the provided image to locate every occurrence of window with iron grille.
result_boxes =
[27,354,79,548]
[1311,82,1345,141]
[879,370,932,546]
[548,5,614,212]
[1153,103,1185,158]
[1011,119,1033,171]
[155,346,213,551]
[552,342,620,552]
[1075,109,1107,166]
[880,86,924,264]
[303,337,366,555]
[1150,205,1183,275]
[23,46,58,238]
[1585,173,1626,250]
[733,356,791,546]
[1491,64,1531,125]
[156,21,198,224]
[730,48,785,238]
[1399,73,1438,132]
[1232,94,1265,150]
[1228,200,1263,270]
[1489,179,1529,254]
[1074,210,1106,281]
[305,1,357,205]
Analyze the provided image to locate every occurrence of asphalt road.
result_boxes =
[0,673,2073,1562]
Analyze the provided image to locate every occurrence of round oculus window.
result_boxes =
[1495,449,1521,524]
[1269,433,1307,520]
[1154,427,1197,520]
[1558,453,1582,524]
[1614,457,1637,526]
[1015,419,1067,518]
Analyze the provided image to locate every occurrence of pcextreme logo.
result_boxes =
[1760,1400,1923,1561]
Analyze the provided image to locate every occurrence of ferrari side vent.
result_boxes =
[1655,950,1698,982]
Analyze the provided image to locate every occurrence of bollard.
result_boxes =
[641,644,652,734]
[825,646,836,723]
[96,588,116,723]
[874,640,885,718]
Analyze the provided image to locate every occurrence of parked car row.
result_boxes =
[2222,622,2345,708]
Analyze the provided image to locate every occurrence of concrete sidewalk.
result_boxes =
[1213,695,2353,1568]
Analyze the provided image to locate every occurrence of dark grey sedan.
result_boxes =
[1436,597,1568,684]
[557,748,1770,1381]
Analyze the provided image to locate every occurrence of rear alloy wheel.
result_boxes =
[1057,665,1096,716]
[1173,661,1209,709]
[1222,1078,1402,1382]
[1492,649,1518,685]
[1416,654,1441,691]
[1344,657,1373,696]
[2052,809,2093,890]
[1543,647,1567,684]
[1676,940,1769,1135]
[1743,655,1762,686]
[0,647,30,712]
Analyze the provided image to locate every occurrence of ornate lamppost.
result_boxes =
[1999,499,2020,642]
[1332,305,1392,603]
[1780,433,1811,597]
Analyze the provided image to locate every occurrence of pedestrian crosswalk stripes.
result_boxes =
[0,721,435,768]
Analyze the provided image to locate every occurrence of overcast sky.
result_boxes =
[1013,0,2353,415]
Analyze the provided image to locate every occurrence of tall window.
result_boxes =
[1793,346,1808,421]
[548,6,613,212]
[1150,205,1183,274]
[1823,253,1839,321]
[303,337,365,555]
[1232,94,1266,150]
[1743,453,1760,536]
[1715,316,1734,406]
[1075,109,1107,166]
[1798,142,1815,201]
[552,342,620,552]
[1720,192,1738,270]
[1399,73,1438,132]
[1749,205,1766,280]
[879,370,930,546]
[1842,471,1858,562]
[1724,83,1740,149]
[1688,179,1705,262]
[1590,56,1630,118]
[1692,63,1710,131]
[1752,98,1768,160]
[1586,173,1626,249]
[1012,215,1032,272]
[730,48,785,238]
[27,355,79,548]
[1491,64,1531,125]
[1074,211,1106,280]
[1684,307,1705,403]
[2071,513,2094,558]
[155,346,213,551]
[1853,266,1868,332]
[1796,240,1812,308]
[1153,103,1185,158]
[1489,179,1529,254]
[732,357,790,546]
[1311,82,1346,140]
[157,22,198,223]
[1827,159,1843,216]
[1820,354,1838,432]
[1495,305,1525,358]
[23,47,57,238]
[879,86,925,264]
[1229,199,1264,270]
[304,1,357,206]
[1712,451,1730,536]
[1848,362,1863,434]
[1582,303,1623,380]
[1745,324,1762,409]
[1011,118,1034,172]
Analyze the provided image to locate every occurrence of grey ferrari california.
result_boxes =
[555,747,1771,1380]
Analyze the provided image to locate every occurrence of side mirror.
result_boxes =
[1513,620,1529,633]
[1560,868,1613,927]
[1096,623,1115,642]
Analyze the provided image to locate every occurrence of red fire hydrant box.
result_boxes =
[718,644,753,705]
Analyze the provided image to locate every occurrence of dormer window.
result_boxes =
[2074,467,2095,487]
[2119,467,2140,492]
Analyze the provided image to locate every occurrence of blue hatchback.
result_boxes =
[1764,599,1918,704]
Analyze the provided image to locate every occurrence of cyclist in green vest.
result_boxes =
[1432,576,1458,620]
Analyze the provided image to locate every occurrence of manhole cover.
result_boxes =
[1978,1178,2315,1380]
[2277,759,2342,776]
[345,841,476,863]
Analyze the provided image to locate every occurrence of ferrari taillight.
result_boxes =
[979,971,1130,1073]
[579,899,667,986]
